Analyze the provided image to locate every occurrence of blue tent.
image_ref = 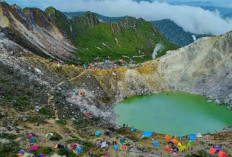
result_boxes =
[142,131,152,137]
[95,131,101,136]
[75,147,82,152]
[131,128,135,132]
[113,144,118,150]
[189,134,196,141]
[75,92,79,96]
[152,141,160,147]
[17,150,24,156]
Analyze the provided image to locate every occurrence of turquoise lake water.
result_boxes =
[114,92,232,136]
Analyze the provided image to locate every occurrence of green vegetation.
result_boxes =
[56,119,67,126]
[38,107,53,117]
[45,7,72,38]
[0,64,48,111]
[45,10,177,64]
[45,7,55,15]
[0,142,19,157]
[0,133,18,140]
[57,148,77,157]
[33,147,55,156]
[185,150,214,157]
[13,95,29,110]
[72,14,177,64]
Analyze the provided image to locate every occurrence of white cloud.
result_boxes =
[5,0,232,35]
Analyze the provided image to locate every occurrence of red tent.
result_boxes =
[27,133,34,139]
[209,148,217,154]
[164,145,171,152]
[85,112,90,117]
[122,145,126,150]
[218,151,227,157]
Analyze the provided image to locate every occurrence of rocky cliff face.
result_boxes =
[0,2,76,61]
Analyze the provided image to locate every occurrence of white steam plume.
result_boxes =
[152,43,164,59]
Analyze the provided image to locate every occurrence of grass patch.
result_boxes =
[0,133,18,140]
[185,150,214,157]
[33,147,55,156]
[57,148,77,157]
[0,142,19,157]
[56,119,67,126]
[13,95,29,110]
[38,107,52,117]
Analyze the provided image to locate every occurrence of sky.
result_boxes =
[3,0,232,35]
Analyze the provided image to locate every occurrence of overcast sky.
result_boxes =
[3,0,232,35]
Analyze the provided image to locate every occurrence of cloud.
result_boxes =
[5,0,232,35]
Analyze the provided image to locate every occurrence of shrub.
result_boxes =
[57,148,77,157]
[33,147,55,156]
[38,107,52,117]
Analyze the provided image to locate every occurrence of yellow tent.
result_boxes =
[177,142,182,147]
[178,145,187,152]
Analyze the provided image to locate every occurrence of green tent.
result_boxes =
[120,138,125,144]
[187,141,193,147]
[29,136,37,143]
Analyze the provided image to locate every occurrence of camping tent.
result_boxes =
[101,141,108,148]
[164,145,171,152]
[209,148,217,154]
[46,133,54,139]
[95,131,101,136]
[187,141,193,147]
[17,150,24,156]
[131,128,135,132]
[70,143,77,148]
[177,142,182,147]
[85,112,91,117]
[27,133,34,139]
[30,145,38,151]
[38,154,45,157]
[164,135,171,140]
[168,141,174,145]
[113,144,118,150]
[196,133,203,138]
[217,151,227,157]
[171,138,178,144]
[120,138,125,144]
[53,144,64,149]
[122,145,127,150]
[189,134,196,141]
[75,147,82,152]
[152,141,160,147]
[29,137,37,143]
[142,131,152,137]
[178,145,187,152]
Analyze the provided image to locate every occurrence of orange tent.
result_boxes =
[17,153,23,156]
[171,138,179,144]
[164,135,171,140]
[53,144,58,149]
[209,148,217,154]
[218,151,226,157]
[164,145,171,152]
[122,145,126,150]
